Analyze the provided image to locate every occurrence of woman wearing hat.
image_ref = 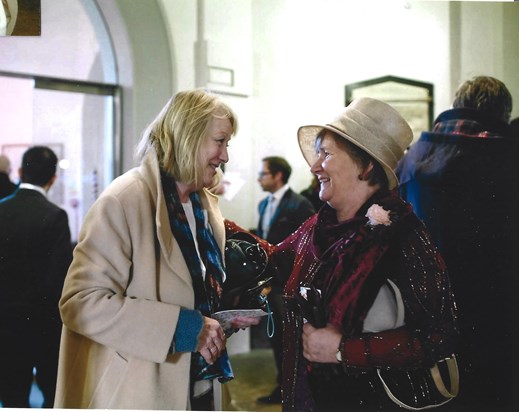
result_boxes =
[228,97,458,411]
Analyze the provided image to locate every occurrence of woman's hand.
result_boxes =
[302,323,342,363]
[230,315,262,329]
[197,316,226,364]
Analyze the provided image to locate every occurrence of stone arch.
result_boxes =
[93,0,174,170]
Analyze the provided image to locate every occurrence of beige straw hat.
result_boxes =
[297,97,413,189]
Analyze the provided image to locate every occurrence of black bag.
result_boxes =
[367,279,459,410]
[220,234,272,311]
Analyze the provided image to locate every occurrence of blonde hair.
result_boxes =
[136,89,238,186]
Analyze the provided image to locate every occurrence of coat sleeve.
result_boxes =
[59,192,181,364]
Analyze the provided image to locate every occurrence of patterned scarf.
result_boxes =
[287,190,414,334]
[161,171,233,385]
[430,108,509,139]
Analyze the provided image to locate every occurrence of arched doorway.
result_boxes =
[0,0,173,242]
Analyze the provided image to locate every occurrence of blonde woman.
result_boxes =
[55,89,259,410]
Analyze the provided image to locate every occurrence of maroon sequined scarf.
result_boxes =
[286,190,414,334]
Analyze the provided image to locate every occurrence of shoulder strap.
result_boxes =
[385,279,405,327]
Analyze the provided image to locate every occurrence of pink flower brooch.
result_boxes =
[365,204,392,227]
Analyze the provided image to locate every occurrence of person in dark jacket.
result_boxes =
[255,156,315,404]
[0,154,17,199]
[300,175,325,211]
[0,146,73,408]
[396,76,519,412]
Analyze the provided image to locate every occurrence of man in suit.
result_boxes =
[0,146,72,408]
[255,156,315,404]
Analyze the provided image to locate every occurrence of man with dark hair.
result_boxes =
[396,76,519,412]
[0,146,72,408]
[255,155,315,404]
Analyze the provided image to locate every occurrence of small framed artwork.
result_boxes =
[345,75,434,145]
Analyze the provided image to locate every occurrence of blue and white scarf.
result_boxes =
[161,171,233,385]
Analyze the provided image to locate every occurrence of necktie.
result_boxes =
[263,195,274,238]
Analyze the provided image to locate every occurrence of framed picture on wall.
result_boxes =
[345,75,434,145]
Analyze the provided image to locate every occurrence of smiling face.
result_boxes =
[198,115,232,189]
[310,132,374,221]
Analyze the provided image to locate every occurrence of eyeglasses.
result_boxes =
[258,171,271,178]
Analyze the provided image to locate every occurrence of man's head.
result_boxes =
[452,76,512,123]
[20,146,58,188]
[257,156,292,193]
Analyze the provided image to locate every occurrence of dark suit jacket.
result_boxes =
[0,172,17,200]
[257,188,315,245]
[0,188,72,345]
[257,189,315,288]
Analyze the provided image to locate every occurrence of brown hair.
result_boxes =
[262,156,292,183]
[452,76,512,123]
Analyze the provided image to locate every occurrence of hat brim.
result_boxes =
[297,124,400,190]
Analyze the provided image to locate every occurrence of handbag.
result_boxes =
[365,279,459,410]
[220,233,272,311]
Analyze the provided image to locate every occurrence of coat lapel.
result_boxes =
[270,189,292,225]
[139,151,192,286]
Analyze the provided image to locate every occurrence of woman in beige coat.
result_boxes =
[54,89,259,410]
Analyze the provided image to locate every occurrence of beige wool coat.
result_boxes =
[54,150,226,409]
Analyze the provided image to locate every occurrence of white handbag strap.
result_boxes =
[386,279,405,327]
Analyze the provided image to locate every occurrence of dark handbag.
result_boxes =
[220,233,272,311]
[366,279,459,410]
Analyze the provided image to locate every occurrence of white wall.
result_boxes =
[249,0,453,230]
[0,0,101,80]
[156,0,518,231]
[4,0,516,229]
